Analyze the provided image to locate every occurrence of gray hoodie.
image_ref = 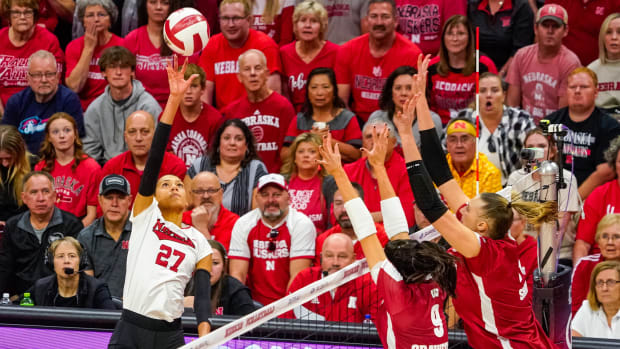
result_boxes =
[82,80,162,164]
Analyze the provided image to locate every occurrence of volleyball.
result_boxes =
[163,8,209,56]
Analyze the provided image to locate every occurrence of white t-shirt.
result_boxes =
[124,199,212,321]
[572,300,620,339]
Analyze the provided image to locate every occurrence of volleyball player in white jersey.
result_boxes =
[109,59,213,349]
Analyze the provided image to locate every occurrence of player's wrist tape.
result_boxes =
[344,197,376,241]
[380,197,409,239]
[419,129,453,187]
[138,123,172,197]
[194,268,212,326]
[406,160,448,223]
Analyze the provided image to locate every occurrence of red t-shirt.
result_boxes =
[518,234,537,306]
[288,175,326,233]
[576,180,620,255]
[570,254,602,317]
[222,92,295,173]
[124,26,201,109]
[0,26,64,108]
[166,104,223,168]
[65,34,125,111]
[334,33,422,122]
[449,236,554,348]
[279,41,339,112]
[286,266,378,322]
[427,55,497,124]
[343,152,416,227]
[395,0,466,55]
[101,150,187,209]
[34,157,101,218]
[371,259,448,349]
[250,0,294,46]
[199,29,282,109]
[315,223,389,266]
[284,109,362,147]
[181,204,239,252]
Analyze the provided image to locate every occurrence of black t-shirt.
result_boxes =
[544,107,620,185]
[54,294,78,307]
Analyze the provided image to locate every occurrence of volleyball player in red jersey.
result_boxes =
[396,54,557,349]
[319,126,456,349]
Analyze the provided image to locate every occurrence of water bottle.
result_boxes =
[20,293,33,306]
[0,293,10,305]
[363,314,373,324]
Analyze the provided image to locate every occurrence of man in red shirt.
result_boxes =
[199,0,282,109]
[222,49,296,173]
[182,171,239,252]
[288,233,378,322]
[335,0,422,123]
[101,111,186,209]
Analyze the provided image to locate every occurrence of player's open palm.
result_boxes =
[167,56,198,97]
[361,125,389,169]
[317,134,343,176]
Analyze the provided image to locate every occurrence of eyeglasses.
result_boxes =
[595,279,620,288]
[192,188,221,196]
[28,71,57,81]
[268,229,279,251]
[84,12,109,19]
[10,9,34,18]
[219,16,248,24]
[600,233,620,242]
[446,135,475,145]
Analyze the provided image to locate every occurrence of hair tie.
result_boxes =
[507,201,512,208]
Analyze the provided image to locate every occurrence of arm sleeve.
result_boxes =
[405,160,448,223]
[194,269,212,325]
[138,123,172,197]
[419,129,453,187]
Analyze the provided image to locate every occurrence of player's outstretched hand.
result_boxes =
[414,54,431,96]
[394,92,422,134]
[360,125,389,169]
[317,133,344,176]
[167,56,199,98]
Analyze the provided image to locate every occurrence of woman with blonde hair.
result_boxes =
[588,12,620,119]
[249,0,294,45]
[35,113,101,227]
[0,125,34,222]
[281,132,327,233]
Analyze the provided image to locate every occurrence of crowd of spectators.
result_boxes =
[0,0,620,342]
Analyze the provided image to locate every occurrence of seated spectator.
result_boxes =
[101,111,186,209]
[35,113,100,227]
[444,117,502,198]
[369,65,442,147]
[28,236,115,309]
[0,125,33,223]
[124,0,200,110]
[572,260,620,339]
[314,183,389,265]
[506,4,580,124]
[186,119,267,216]
[82,46,161,164]
[229,173,316,306]
[184,240,259,316]
[296,0,368,45]
[280,0,338,112]
[182,171,239,252]
[0,0,75,32]
[77,174,132,298]
[166,64,223,168]
[198,0,282,109]
[249,0,294,45]
[428,15,497,125]
[467,0,534,75]
[571,213,620,317]
[222,49,295,173]
[0,171,83,296]
[288,233,377,322]
[65,0,124,111]
[544,68,620,200]
[282,67,361,162]
[2,50,83,154]
[335,0,421,124]
[457,72,535,184]
[507,128,581,266]
[588,13,620,120]
[0,0,64,115]
[281,133,328,233]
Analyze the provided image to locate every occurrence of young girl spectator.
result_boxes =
[588,13,620,120]
[0,125,34,222]
[35,113,101,227]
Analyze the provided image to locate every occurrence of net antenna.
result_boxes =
[475,27,480,196]
[180,259,370,349]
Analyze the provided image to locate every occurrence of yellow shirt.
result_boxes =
[446,152,503,199]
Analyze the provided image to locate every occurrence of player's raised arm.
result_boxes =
[133,58,198,217]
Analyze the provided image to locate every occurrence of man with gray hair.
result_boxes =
[2,50,83,154]
[221,49,296,173]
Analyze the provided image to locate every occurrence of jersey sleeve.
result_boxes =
[129,198,160,247]
[464,235,504,276]
[370,259,413,316]
[576,190,603,245]
[193,228,213,262]
[289,211,316,259]
[228,212,255,259]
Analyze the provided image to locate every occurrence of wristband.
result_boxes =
[344,197,377,241]
[380,197,409,239]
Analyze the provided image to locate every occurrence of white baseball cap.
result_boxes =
[257,174,288,191]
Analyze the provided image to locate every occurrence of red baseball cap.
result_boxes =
[536,4,568,25]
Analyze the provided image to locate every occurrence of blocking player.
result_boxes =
[108,58,213,349]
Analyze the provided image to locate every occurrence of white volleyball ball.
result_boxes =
[163,8,209,56]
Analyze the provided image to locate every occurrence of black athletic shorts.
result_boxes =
[108,309,185,349]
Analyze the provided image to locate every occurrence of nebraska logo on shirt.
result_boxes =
[596,6,605,16]
[252,240,289,259]
[242,110,280,128]
[289,73,306,92]
[372,66,382,77]
[501,16,511,27]
[214,60,238,75]
[325,4,350,17]
[152,219,196,248]
[122,240,129,249]
[171,130,208,166]
[55,176,84,200]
